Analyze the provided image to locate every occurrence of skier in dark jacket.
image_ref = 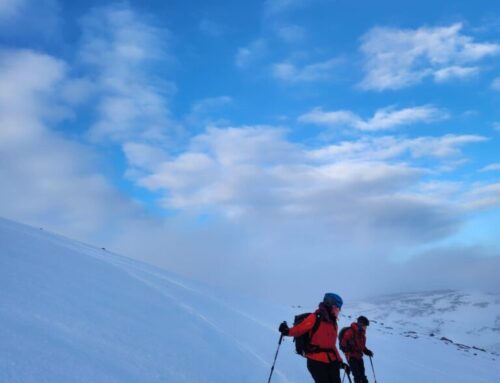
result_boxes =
[278,293,350,383]
[340,316,373,383]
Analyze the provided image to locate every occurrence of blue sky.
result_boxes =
[1,0,499,302]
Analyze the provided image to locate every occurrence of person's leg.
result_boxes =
[359,359,368,383]
[326,361,342,383]
[348,358,363,383]
[307,358,330,383]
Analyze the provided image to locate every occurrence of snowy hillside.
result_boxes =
[344,290,500,354]
[1,217,499,383]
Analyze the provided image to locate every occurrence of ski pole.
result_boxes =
[267,334,284,383]
[369,356,378,383]
[341,364,352,383]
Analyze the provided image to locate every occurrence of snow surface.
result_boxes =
[345,290,500,354]
[1,217,499,382]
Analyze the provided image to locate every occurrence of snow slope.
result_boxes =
[1,217,499,382]
[344,290,500,354]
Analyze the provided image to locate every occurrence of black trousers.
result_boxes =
[348,357,368,383]
[306,358,341,383]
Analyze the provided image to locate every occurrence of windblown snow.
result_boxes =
[1,217,499,382]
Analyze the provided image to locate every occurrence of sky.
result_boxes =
[1,0,499,303]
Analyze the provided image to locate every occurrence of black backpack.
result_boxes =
[338,326,352,352]
[293,313,321,356]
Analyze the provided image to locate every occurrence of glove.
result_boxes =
[279,321,289,335]
[364,348,374,357]
[340,362,350,375]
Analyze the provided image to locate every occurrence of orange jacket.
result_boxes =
[340,322,367,360]
[288,309,343,363]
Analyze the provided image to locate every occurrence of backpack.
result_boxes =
[293,313,321,356]
[338,326,351,353]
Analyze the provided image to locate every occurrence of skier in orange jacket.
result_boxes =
[279,293,350,383]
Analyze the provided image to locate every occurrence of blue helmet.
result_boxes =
[323,293,343,309]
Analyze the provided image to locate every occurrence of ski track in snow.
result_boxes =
[90,244,277,332]
[123,270,286,375]
[114,264,292,381]
[54,237,294,382]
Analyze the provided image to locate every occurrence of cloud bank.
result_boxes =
[1,3,500,303]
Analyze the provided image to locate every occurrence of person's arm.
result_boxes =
[334,345,344,364]
[287,314,317,337]
[363,347,374,357]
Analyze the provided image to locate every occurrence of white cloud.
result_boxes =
[300,109,359,127]
[137,127,431,225]
[387,246,500,298]
[360,23,500,90]
[235,39,267,68]
[434,65,480,82]
[299,105,446,131]
[79,4,176,144]
[117,125,497,301]
[480,163,500,172]
[0,49,66,124]
[131,126,486,227]
[122,142,169,172]
[0,48,142,240]
[408,135,487,158]
[308,134,486,162]
[464,183,500,210]
[138,127,301,211]
[272,58,340,82]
